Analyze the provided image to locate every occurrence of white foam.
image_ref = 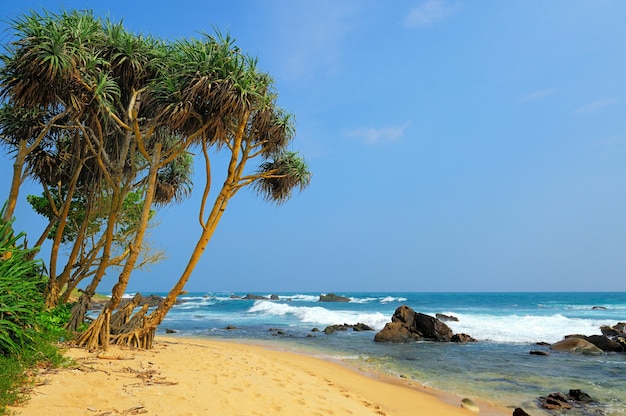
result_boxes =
[443,312,617,343]
[247,300,390,329]
[380,296,408,303]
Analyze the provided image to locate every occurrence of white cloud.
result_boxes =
[404,0,456,27]
[518,89,556,103]
[574,98,618,115]
[346,122,411,144]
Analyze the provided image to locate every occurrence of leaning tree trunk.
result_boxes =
[114,190,231,349]
[3,141,28,223]
[3,111,68,222]
[116,116,249,349]
[77,144,161,350]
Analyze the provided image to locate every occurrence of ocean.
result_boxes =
[147,292,626,415]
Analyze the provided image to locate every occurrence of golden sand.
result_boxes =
[9,336,510,416]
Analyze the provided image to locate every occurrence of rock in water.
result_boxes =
[512,408,531,416]
[549,338,603,354]
[461,398,479,413]
[319,293,350,302]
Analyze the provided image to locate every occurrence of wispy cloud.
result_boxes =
[518,89,556,103]
[574,98,618,115]
[404,0,456,27]
[346,122,411,144]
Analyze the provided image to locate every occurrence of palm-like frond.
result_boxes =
[254,151,311,205]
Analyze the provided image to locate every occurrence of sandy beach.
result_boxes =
[9,336,511,416]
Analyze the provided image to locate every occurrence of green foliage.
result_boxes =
[0,353,26,414]
[0,214,46,356]
[35,302,73,341]
[0,207,69,414]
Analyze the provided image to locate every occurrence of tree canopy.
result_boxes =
[0,9,311,350]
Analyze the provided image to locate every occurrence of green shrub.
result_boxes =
[0,215,46,356]
[0,207,69,414]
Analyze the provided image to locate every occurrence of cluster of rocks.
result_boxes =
[228,293,353,302]
[548,322,626,354]
[373,305,476,343]
[318,293,351,302]
[230,293,281,300]
[510,389,598,415]
[321,323,374,334]
[539,389,594,411]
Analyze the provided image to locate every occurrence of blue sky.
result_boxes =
[1,1,625,293]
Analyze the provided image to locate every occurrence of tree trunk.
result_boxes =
[3,140,27,223]
[77,144,161,350]
[45,161,83,309]
[120,115,250,349]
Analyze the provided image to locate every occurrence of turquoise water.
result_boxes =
[149,292,626,415]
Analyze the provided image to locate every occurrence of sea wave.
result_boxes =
[443,312,615,343]
[247,300,390,329]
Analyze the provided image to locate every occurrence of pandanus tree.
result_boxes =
[0,10,167,313]
[97,36,311,350]
[1,9,310,351]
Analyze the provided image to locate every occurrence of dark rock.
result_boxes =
[530,350,549,356]
[323,323,373,334]
[374,306,457,343]
[584,334,624,352]
[319,293,350,302]
[165,328,177,334]
[324,324,350,334]
[601,323,626,337]
[374,321,421,343]
[535,341,550,346]
[270,294,280,300]
[600,325,621,337]
[568,389,593,403]
[353,323,374,331]
[224,325,238,330]
[550,337,603,354]
[243,293,267,300]
[118,294,166,308]
[539,390,595,411]
[436,313,459,322]
[230,295,241,299]
[311,327,320,332]
[512,408,531,416]
[540,392,572,410]
[614,322,626,333]
[591,305,607,310]
[414,312,453,341]
[451,333,477,343]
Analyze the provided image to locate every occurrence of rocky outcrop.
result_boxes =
[319,293,350,302]
[552,322,626,353]
[539,390,594,411]
[549,338,603,354]
[243,293,268,300]
[583,334,624,352]
[374,305,474,343]
[436,313,459,322]
[451,333,477,343]
[512,408,531,416]
[324,323,374,334]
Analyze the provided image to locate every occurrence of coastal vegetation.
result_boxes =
[0,208,69,414]
[0,4,310,365]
